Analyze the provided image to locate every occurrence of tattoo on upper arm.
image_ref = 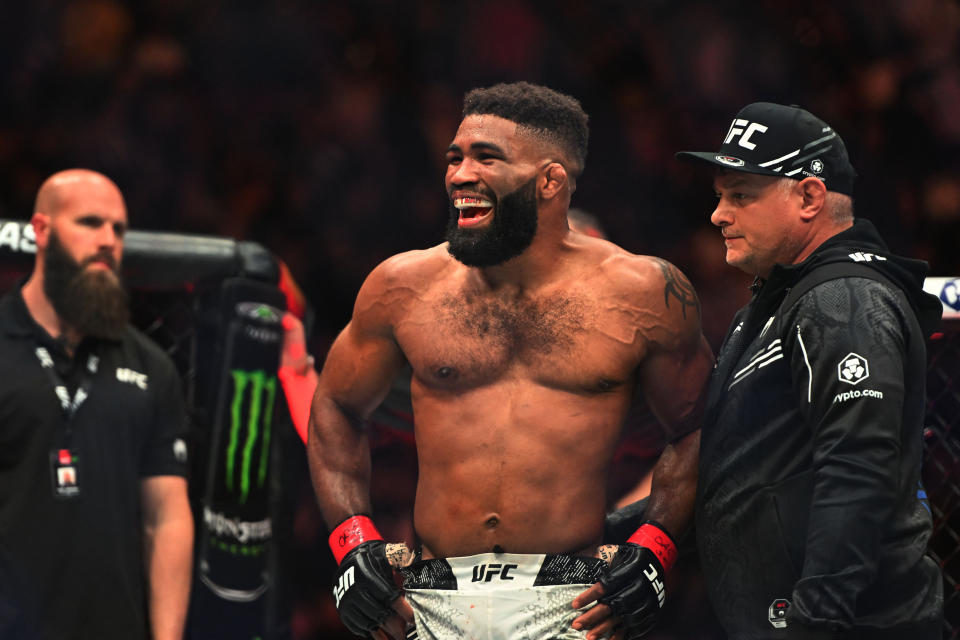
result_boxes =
[655,259,699,319]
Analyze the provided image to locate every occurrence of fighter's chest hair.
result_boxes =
[393,276,648,371]
[432,287,588,359]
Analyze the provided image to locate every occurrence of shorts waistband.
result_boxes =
[400,552,605,590]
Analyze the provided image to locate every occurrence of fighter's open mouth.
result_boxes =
[454,197,493,224]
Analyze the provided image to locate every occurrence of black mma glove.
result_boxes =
[328,515,400,637]
[599,520,677,639]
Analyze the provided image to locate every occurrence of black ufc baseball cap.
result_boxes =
[676,102,856,196]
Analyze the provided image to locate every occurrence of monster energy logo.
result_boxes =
[226,370,277,503]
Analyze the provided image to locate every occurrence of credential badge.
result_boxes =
[768,598,790,629]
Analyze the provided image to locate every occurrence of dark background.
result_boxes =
[1,0,958,346]
[1,1,958,638]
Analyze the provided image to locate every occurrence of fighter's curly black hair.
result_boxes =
[463,82,589,179]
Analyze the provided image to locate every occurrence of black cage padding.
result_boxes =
[0,218,278,290]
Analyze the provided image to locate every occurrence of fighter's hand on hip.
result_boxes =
[571,581,624,640]
[332,539,401,636]
[328,515,402,637]
[574,521,677,639]
[371,594,414,640]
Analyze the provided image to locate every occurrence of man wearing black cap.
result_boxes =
[677,103,944,638]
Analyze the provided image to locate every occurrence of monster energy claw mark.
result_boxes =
[226,370,277,503]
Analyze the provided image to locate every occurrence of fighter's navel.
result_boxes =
[484,514,500,529]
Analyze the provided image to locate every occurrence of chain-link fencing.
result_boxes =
[924,319,960,639]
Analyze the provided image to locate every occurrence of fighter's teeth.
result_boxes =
[454,197,493,210]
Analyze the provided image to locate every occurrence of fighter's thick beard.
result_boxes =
[43,231,129,341]
[445,178,538,268]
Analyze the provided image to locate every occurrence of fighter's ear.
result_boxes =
[31,212,51,250]
[539,162,568,200]
[797,177,827,221]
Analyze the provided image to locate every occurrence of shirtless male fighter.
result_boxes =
[308,82,714,640]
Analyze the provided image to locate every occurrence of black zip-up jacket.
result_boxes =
[696,219,943,639]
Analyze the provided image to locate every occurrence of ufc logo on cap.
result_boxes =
[724,119,768,150]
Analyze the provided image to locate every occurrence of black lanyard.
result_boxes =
[33,345,97,429]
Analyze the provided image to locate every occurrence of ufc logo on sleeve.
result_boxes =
[724,119,768,150]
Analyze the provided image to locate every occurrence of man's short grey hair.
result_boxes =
[777,178,854,223]
[825,191,854,223]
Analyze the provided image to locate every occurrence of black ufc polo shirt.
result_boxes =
[0,287,188,640]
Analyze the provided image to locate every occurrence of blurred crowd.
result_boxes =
[1,0,958,344]
[1,1,958,638]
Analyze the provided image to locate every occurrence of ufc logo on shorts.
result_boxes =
[471,562,517,582]
[724,119,768,150]
[333,566,355,607]
[643,563,666,608]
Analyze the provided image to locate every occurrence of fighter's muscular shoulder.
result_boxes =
[320,247,454,411]
[600,248,711,439]
[352,245,455,331]
[587,243,702,354]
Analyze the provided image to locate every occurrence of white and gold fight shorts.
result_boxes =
[399,552,605,640]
